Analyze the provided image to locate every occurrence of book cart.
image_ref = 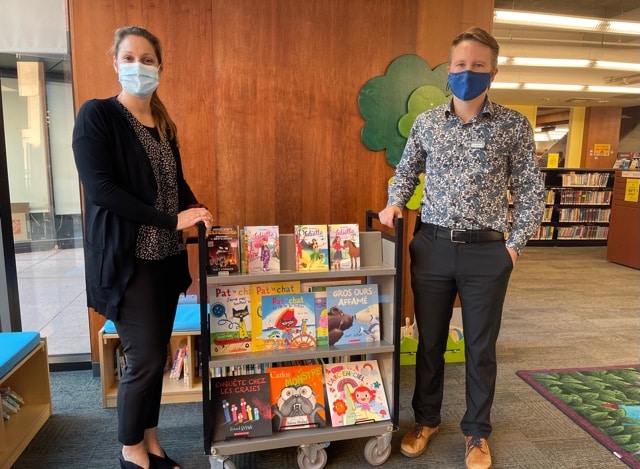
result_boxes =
[195,211,404,469]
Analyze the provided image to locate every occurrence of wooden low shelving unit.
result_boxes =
[0,339,52,469]
[98,329,202,408]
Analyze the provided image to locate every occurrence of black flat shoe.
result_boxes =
[119,454,152,469]
[148,451,181,469]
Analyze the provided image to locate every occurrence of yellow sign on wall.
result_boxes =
[625,179,639,202]
[593,143,610,157]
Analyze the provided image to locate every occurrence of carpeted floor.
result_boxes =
[518,365,640,468]
[12,247,640,468]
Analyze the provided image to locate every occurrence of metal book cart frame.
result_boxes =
[196,211,404,469]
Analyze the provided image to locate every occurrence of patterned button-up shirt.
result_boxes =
[388,98,545,253]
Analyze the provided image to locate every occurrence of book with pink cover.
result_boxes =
[244,225,280,273]
[328,223,360,270]
[323,360,390,426]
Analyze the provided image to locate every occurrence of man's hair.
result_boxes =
[450,27,500,69]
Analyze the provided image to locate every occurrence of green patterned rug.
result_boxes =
[518,365,640,468]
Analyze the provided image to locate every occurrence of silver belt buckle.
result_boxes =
[450,229,466,243]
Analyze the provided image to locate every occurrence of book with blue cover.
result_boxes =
[325,284,380,346]
[260,292,317,350]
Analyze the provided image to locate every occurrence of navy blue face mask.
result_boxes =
[447,70,492,101]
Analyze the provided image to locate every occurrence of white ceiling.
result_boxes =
[491,0,639,109]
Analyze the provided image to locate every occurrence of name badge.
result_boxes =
[470,140,485,149]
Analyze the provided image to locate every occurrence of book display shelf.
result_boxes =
[528,168,615,246]
[98,327,202,408]
[196,212,403,469]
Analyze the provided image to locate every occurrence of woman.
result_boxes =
[73,26,213,469]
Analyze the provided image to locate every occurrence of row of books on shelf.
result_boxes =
[211,359,390,441]
[207,223,361,275]
[210,280,380,356]
[559,190,612,206]
[210,355,358,378]
[1,386,25,421]
[530,225,610,241]
[557,225,609,240]
[613,152,639,169]
[560,172,611,188]
[557,208,611,223]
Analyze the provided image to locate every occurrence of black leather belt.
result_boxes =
[422,223,504,243]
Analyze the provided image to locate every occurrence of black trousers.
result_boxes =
[114,256,183,445]
[409,223,513,438]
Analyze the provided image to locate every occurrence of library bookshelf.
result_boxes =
[528,168,615,246]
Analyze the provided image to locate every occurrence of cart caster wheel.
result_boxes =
[222,460,237,469]
[297,447,327,469]
[364,436,392,466]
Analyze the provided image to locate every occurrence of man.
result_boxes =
[379,27,544,469]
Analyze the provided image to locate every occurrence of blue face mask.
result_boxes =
[447,70,491,101]
[118,62,159,98]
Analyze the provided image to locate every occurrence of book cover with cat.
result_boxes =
[260,292,317,350]
[294,224,329,272]
[250,281,301,352]
[209,284,252,356]
[323,360,390,427]
[211,372,273,441]
[266,364,326,431]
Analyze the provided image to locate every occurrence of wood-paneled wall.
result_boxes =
[582,107,622,168]
[68,0,493,361]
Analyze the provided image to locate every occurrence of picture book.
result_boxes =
[244,225,280,273]
[328,223,360,270]
[211,373,273,441]
[313,291,328,347]
[206,225,241,275]
[209,284,252,356]
[267,364,326,431]
[261,292,317,350]
[325,284,380,346]
[294,224,329,272]
[323,360,390,426]
[250,281,301,352]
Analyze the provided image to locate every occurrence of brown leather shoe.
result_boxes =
[465,436,491,469]
[400,423,439,458]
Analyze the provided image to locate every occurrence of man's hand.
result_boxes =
[379,206,402,228]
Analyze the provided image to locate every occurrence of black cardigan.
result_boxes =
[72,97,198,320]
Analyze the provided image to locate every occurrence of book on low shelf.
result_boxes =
[244,225,280,273]
[267,364,326,431]
[209,284,252,355]
[325,284,380,346]
[323,359,390,427]
[294,224,329,272]
[170,339,188,380]
[210,373,273,441]
[328,223,360,270]
[250,281,301,352]
[261,292,317,350]
[207,225,241,275]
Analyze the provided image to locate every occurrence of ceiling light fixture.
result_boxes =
[491,82,640,95]
[494,9,640,36]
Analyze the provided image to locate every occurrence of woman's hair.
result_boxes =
[112,26,178,143]
[450,27,500,70]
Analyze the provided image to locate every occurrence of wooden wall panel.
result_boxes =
[69,0,494,361]
[582,107,622,168]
